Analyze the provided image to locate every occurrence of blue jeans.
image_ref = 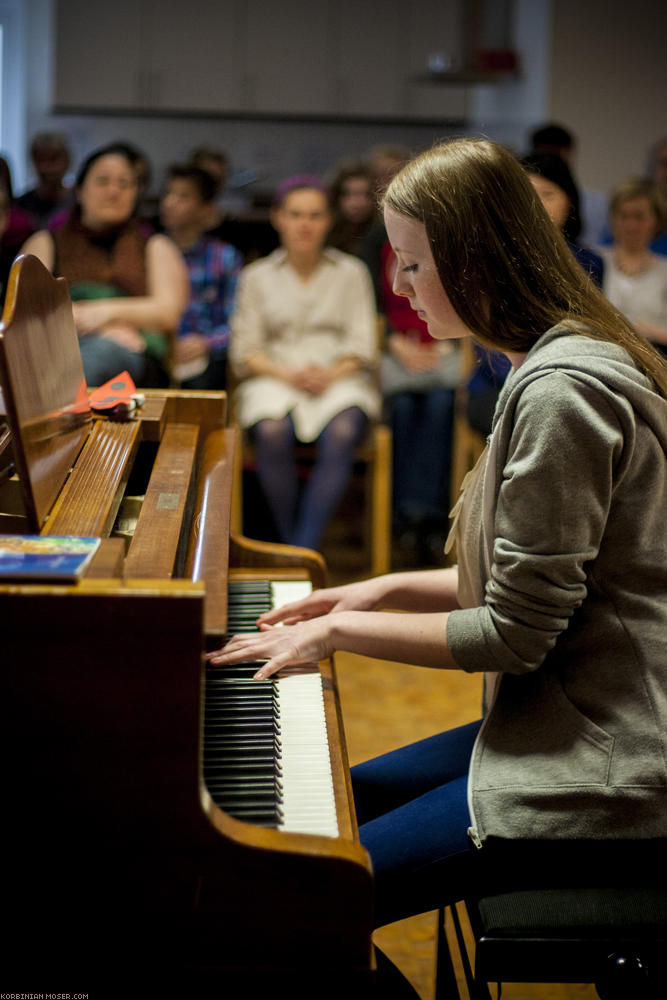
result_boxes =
[79,336,147,387]
[388,387,455,529]
[352,719,482,928]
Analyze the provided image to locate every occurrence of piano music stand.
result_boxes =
[0,253,92,529]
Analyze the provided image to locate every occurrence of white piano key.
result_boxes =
[274,673,339,837]
[270,579,313,610]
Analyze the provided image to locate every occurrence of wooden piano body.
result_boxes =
[0,256,374,994]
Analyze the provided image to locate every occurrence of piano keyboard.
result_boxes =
[203,580,339,837]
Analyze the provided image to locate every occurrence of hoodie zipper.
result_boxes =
[466,671,502,849]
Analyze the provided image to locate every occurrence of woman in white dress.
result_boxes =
[601,176,667,357]
[229,176,379,550]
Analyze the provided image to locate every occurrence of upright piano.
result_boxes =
[0,256,374,996]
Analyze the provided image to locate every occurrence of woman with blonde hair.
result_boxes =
[212,139,667,993]
[601,175,667,356]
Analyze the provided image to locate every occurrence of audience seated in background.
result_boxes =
[188,145,277,262]
[643,136,667,255]
[466,150,607,444]
[367,144,412,195]
[379,239,460,563]
[0,156,36,274]
[600,176,667,357]
[326,160,378,257]
[188,146,230,232]
[360,144,459,560]
[528,121,608,250]
[160,163,242,390]
[21,142,188,387]
[16,132,74,228]
[465,345,511,438]
[230,175,380,551]
[520,151,605,286]
[361,148,410,310]
[112,141,156,228]
[0,185,18,306]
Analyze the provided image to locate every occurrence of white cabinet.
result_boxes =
[54,0,482,120]
[241,0,333,115]
[55,0,144,109]
[332,0,403,118]
[55,0,241,112]
[142,0,242,111]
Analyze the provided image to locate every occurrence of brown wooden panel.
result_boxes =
[131,392,167,442]
[85,537,125,577]
[142,387,227,440]
[0,579,374,987]
[42,418,141,536]
[0,254,91,528]
[185,426,235,638]
[230,531,328,591]
[124,422,199,578]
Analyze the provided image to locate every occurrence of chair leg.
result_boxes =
[435,906,463,1000]
[370,424,392,577]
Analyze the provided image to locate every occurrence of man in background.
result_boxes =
[17,132,74,228]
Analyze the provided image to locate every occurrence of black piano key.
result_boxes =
[202,581,310,828]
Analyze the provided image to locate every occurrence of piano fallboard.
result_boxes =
[0,576,373,992]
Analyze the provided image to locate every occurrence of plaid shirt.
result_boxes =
[178,235,242,358]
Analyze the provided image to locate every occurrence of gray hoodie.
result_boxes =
[446,326,667,842]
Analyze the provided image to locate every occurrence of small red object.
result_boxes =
[89,372,137,412]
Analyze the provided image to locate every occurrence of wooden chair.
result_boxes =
[450,338,488,502]
[230,317,392,577]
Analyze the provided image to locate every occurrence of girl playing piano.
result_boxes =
[210,138,667,993]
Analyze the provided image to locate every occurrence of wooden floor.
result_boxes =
[317,513,599,1000]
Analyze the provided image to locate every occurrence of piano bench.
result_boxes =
[435,885,667,1000]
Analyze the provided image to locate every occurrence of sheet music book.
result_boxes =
[0,535,101,581]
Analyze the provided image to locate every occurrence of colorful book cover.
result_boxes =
[0,535,101,581]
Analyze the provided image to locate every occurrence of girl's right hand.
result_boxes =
[256,579,382,627]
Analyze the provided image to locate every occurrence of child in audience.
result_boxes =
[160,164,242,389]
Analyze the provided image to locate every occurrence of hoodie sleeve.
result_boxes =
[447,370,629,674]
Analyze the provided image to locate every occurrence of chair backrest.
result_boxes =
[0,253,91,529]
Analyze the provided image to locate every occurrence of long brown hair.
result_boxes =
[383,138,667,397]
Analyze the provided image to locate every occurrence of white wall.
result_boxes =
[0,0,28,189]
[7,0,666,205]
[548,0,667,198]
[12,0,552,202]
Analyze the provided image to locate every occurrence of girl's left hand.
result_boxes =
[207,617,336,680]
